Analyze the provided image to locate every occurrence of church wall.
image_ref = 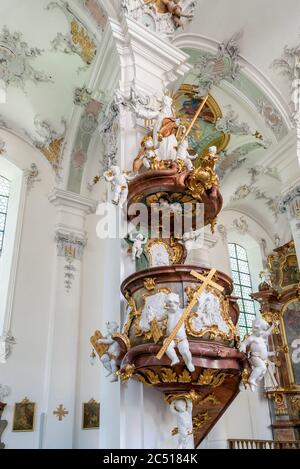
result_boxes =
[0,131,56,448]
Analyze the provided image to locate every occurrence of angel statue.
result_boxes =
[132,135,158,172]
[170,398,194,449]
[182,228,203,252]
[176,133,197,170]
[239,318,275,392]
[95,322,121,382]
[104,165,135,208]
[129,232,148,261]
[153,94,180,161]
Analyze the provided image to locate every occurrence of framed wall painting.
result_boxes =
[12,398,35,432]
[82,399,100,430]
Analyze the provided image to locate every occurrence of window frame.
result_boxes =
[0,174,11,255]
[0,158,27,362]
[228,242,257,339]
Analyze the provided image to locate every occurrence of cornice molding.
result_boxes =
[48,188,98,214]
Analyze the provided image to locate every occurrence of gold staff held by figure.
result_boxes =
[177,95,209,144]
[156,268,224,361]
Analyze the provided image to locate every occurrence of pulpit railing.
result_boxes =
[228,439,300,449]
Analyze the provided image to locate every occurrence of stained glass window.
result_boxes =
[0,175,10,256]
[228,243,256,339]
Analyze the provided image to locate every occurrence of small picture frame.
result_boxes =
[12,398,35,432]
[82,399,100,430]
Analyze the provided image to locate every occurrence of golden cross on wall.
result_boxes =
[156,268,224,360]
[53,404,69,421]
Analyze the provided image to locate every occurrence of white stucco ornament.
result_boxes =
[170,398,194,449]
[140,292,168,332]
[96,322,121,382]
[165,293,195,372]
[192,290,229,335]
[239,318,275,392]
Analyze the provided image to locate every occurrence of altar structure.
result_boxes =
[1,0,300,450]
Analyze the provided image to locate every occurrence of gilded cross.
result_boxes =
[53,404,69,421]
[156,268,224,360]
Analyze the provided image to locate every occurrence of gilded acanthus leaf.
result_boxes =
[160,368,178,383]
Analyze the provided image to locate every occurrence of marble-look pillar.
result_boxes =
[41,189,97,448]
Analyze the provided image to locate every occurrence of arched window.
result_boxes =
[0,158,26,362]
[228,243,256,339]
[0,175,11,256]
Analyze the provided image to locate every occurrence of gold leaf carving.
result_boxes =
[178,370,192,383]
[90,330,108,357]
[160,367,177,383]
[37,137,64,172]
[192,411,211,433]
[197,369,232,388]
[144,370,160,385]
[70,20,96,64]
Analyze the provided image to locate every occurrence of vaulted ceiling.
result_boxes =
[0,0,298,244]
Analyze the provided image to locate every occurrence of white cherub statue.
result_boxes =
[176,136,197,170]
[129,232,148,261]
[170,398,194,449]
[96,321,121,382]
[239,318,275,392]
[182,228,203,252]
[165,293,195,373]
[104,165,134,208]
[142,136,157,169]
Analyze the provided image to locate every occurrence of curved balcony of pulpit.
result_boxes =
[127,160,223,233]
[113,265,248,447]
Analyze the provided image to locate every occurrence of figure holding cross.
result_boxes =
[157,269,224,370]
[164,293,195,372]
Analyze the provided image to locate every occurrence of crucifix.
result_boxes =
[156,268,224,361]
[53,404,69,421]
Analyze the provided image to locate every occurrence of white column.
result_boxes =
[41,189,97,448]
[93,16,192,449]
[280,185,300,264]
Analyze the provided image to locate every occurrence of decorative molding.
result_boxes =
[272,42,300,163]
[28,116,67,177]
[278,185,300,219]
[0,384,10,402]
[121,0,196,38]
[74,86,92,106]
[0,137,6,155]
[217,142,270,180]
[217,224,227,243]
[80,0,108,31]
[0,26,52,91]
[191,31,243,96]
[55,228,87,291]
[26,163,41,191]
[96,89,124,171]
[216,105,251,136]
[48,1,97,65]
[48,187,98,214]
[0,332,16,364]
[230,168,281,220]
[232,216,249,235]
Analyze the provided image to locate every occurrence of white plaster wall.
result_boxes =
[0,130,56,449]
